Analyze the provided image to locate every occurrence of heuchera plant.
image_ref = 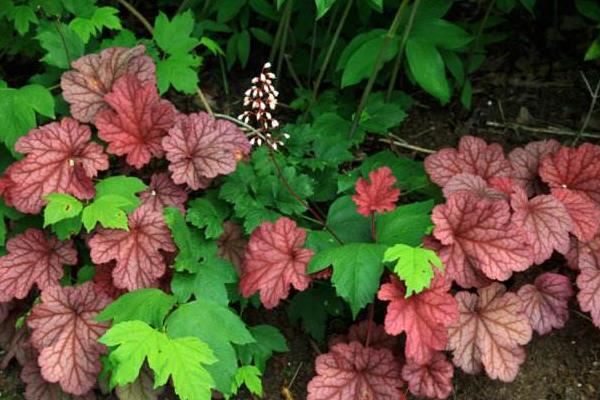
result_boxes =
[0,42,599,400]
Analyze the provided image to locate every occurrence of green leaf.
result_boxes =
[383,244,443,296]
[70,7,122,43]
[236,325,288,372]
[81,195,132,232]
[496,0,516,12]
[199,36,224,55]
[0,84,55,155]
[288,285,344,341]
[337,30,386,72]
[360,93,407,134]
[100,320,216,400]
[577,0,600,21]
[97,288,178,328]
[51,216,82,240]
[101,29,137,49]
[154,11,200,55]
[326,196,371,243]
[237,30,251,68]
[250,27,274,45]
[187,195,230,239]
[341,33,400,88]
[166,299,255,394]
[365,0,383,12]
[518,0,535,13]
[460,79,473,108]
[315,0,337,19]
[0,198,22,247]
[308,243,387,317]
[217,0,247,23]
[10,5,38,35]
[277,0,286,10]
[164,207,203,272]
[249,0,279,20]
[171,256,238,305]
[585,36,600,61]
[43,193,83,227]
[36,22,85,69]
[375,200,434,246]
[410,19,472,50]
[406,38,450,103]
[230,366,262,396]
[95,176,147,212]
[156,53,202,94]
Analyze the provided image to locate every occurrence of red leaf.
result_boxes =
[27,282,111,395]
[239,217,313,309]
[307,341,405,400]
[61,46,155,123]
[329,321,397,351]
[438,244,491,289]
[510,187,572,264]
[95,74,176,168]
[21,360,96,400]
[517,272,573,335]
[352,166,400,216]
[162,112,251,190]
[576,234,600,328]
[551,188,600,242]
[0,175,12,198]
[139,173,188,213]
[217,221,247,272]
[424,136,512,187]
[377,274,458,364]
[402,352,454,400]
[432,192,532,283]
[443,173,507,201]
[3,119,109,214]
[0,229,77,301]
[508,139,560,196]
[88,206,176,291]
[92,263,126,299]
[447,283,532,382]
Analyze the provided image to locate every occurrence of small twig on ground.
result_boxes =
[378,135,436,154]
[486,120,600,140]
[574,71,600,145]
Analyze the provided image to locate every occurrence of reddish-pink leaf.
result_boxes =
[0,229,77,301]
[424,136,512,187]
[162,112,251,190]
[21,360,96,400]
[432,192,532,282]
[329,321,397,351]
[61,46,155,123]
[540,143,600,204]
[92,263,126,299]
[3,118,109,214]
[377,274,458,364]
[517,272,573,335]
[27,282,111,395]
[402,352,454,400]
[352,166,400,216]
[551,188,600,242]
[447,283,532,382]
[88,206,176,291]
[576,234,600,328]
[511,187,572,264]
[139,173,188,213]
[508,139,560,196]
[443,173,507,201]
[217,221,247,272]
[95,74,176,168]
[0,175,12,198]
[239,217,313,309]
[307,341,405,400]
[438,244,491,289]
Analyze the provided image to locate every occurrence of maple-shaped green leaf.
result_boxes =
[288,285,345,342]
[309,243,388,317]
[236,325,288,372]
[383,244,443,296]
[153,11,200,55]
[36,21,85,69]
[100,320,216,400]
[375,200,434,246]
[164,207,202,272]
[0,84,55,155]
[187,194,230,239]
[166,299,255,394]
[43,193,83,227]
[156,53,203,94]
[82,195,132,231]
[230,366,263,397]
[97,288,178,328]
[9,5,38,35]
[95,176,147,213]
[51,216,83,240]
[70,6,122,43]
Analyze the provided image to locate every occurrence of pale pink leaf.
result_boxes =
[402,352,453,400]
[21,360,96,400]
[217,221,247,272]
[508,139,560,196]
[352,166,400,216]
[551,188,600,242]
[443,173,507,201]
[576,235,600,328]
[139,173,188,213]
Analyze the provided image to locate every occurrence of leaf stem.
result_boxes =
[276,0,294,78]
[348,0,410,139]
[197,87,214,117]
[365,303,375,348]
[370,212,377,243]
[115,0,154,35]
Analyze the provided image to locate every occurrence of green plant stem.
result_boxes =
[115,0,154,35]
[467,0,495,70]
[276,0,294,78]
[370,213,376,243]
[307,17,319,83]
[309,0,354,109]
[270,0,293,63]
[196,87,214,116]
[348,1,409,139]
[54,20,72,66]
[219,55,230,98]
[385,0,417,101]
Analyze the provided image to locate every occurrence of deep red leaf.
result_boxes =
[162,112,251,190]
[352,166,400,216]
[27,282,111,395]
[508,139,560,196]
[377,274,458,364]
[432,192,532,283]
[0,175,12,198]
[88,206,176,291]
[95,74,176,168]
[239,217,313,309]
[576,234,600,328]
[217,221,247,272]
[447,283,532,382]
[424,136,512,187]
[139,172,188,213]
[329,321,397,351]
[3,118,109,214]
[61,46,155,123]
[511,187,572,264]
[402,352,454,400]
[307,341,405,400]
[551,188,600,242]
[443,173,507,201]
[92,263,126,299]
[0,229,77,301]
[21,359,96,400]
[517,272,573,335]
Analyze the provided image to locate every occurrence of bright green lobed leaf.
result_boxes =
[43,193,83,227]
[97,288,178,328]
[153,11,200,55]
[383,244,443,296]
[36,21,85,69]
[236,325,288,372]
[230,366,263,397]
[164,207,203,272]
